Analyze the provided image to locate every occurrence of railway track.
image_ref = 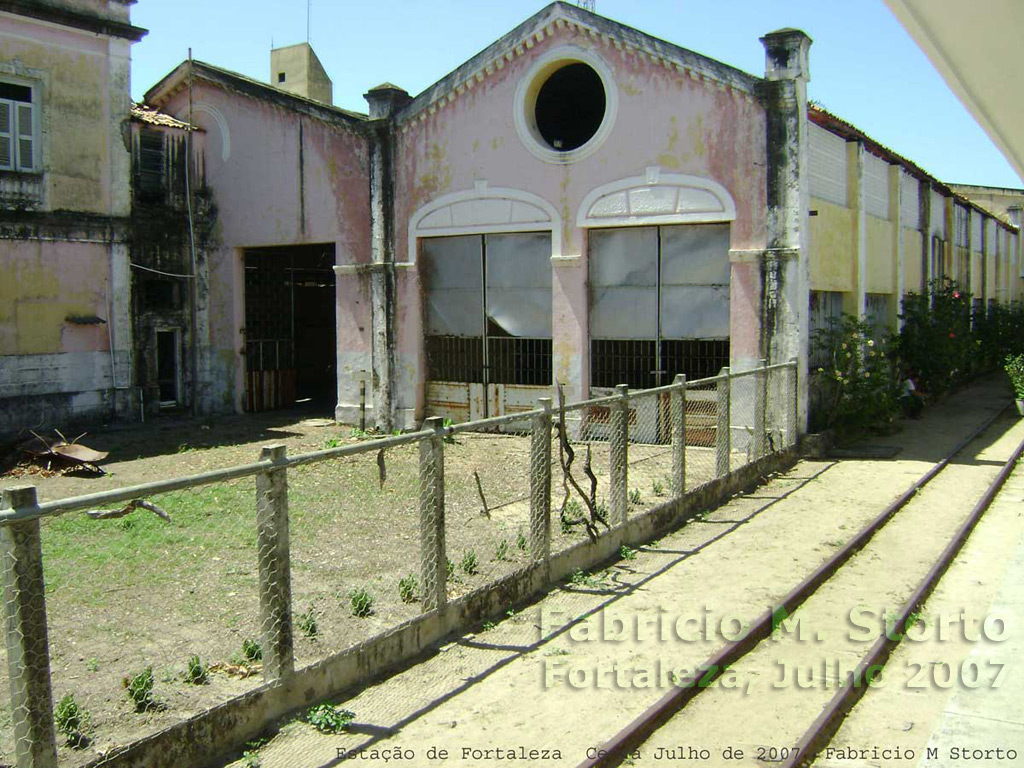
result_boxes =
[580,406,1024,768]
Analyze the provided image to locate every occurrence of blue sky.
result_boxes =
[130,0,1020,189]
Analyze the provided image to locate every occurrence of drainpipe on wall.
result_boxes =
[760,28,812,433]
[363,84,410,432]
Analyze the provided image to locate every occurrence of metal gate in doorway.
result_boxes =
[421,232,552,423]
[243,245,336,412]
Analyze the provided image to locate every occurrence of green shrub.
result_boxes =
[306,704,355,734]
[811,314,900,435]
[1005,354,1024,399]
[895,280,973,396]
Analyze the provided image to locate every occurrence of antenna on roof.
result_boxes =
[577,0,596,11]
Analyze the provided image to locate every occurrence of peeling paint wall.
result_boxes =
[809,198,855,292]
[902,228,924,294]
[0,2,136,437]
[393,22,768,415]
[157,81,372,414]
[865,216,894,293]
[0,13,127,215]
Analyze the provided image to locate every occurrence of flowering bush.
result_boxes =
[894,279,973,395]
[810,315,900,435]
[974,301,1024,372]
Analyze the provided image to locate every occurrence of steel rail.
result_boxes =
[577,402,1011,768]
[782,427,1024,768]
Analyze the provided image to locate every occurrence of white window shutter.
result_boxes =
[16,102,33,171]
[0,100,12,170]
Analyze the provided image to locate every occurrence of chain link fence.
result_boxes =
[0,360,797,767]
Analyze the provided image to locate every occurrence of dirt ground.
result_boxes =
[0,401,717,766]
[198,376,1021,768]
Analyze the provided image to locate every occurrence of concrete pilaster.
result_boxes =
[945,197,955,282]
[362,85,411,432]
[846,140,867,319]
[890,165,904,329]
[920,180,933,290]
[760,28,812,433]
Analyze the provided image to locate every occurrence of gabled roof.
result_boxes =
[143,60,367,127]
[396,1,761,125]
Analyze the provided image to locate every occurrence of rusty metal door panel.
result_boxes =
[495,383,551,432]
[469,383,487,421]
[425,381,471,424]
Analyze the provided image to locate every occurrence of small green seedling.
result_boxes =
[446,558,456,580]
[298,605,319,639]
[349,587,375,617]
[461,550,479,575]
[123,667,154,711]
[242,638,263,663]
[183,654,208,685]
[516,531,528,551]
[494,539,511,561]
[652,479,665,496]
[306,704,355,734]
[481,620,496,632]
[629,488,642,505]
[398,574,419,603]
[54,692,89,747]
[620,545,638,561]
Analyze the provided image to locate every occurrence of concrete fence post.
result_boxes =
[530,398,552,564]
[610,384,629,526]
[255,445,294,682]
[716,368,732,478]
[419,417,447,612]
[671,374,687,499]
[754,359,767,460]
[1,486,58,768]
[788,358,800,448]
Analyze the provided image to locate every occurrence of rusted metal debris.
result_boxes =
[18,430,109,474]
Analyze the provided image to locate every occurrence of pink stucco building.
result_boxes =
[139,3,810,434]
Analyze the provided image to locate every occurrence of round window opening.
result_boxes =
[534,62,606,152]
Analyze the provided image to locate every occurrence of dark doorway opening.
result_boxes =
[155,329,180,407]
[243,244,336,412]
